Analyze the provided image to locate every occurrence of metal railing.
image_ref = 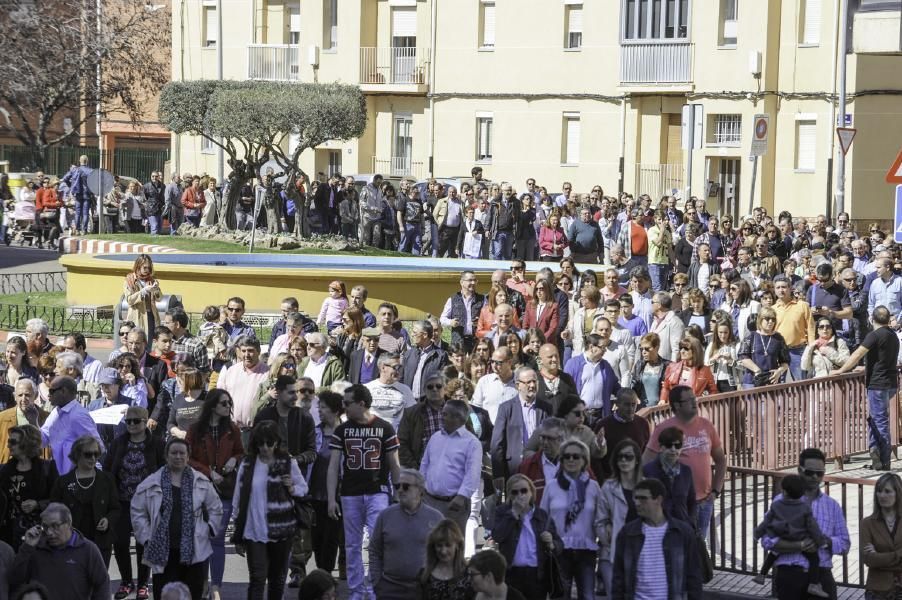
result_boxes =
[0,146,169,181]
[359,47,429,85]
[0,272,67,295]
[372,157,425,179]
[0,303,117,338]
[247,44,300,81]
[712,466,873,587]
[619,41,694,84]
[642,370,901,470]
[634,163,684,197]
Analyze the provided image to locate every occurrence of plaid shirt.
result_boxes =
[761,490,850,569]
[422,403,443,450]
[172,332,209,373]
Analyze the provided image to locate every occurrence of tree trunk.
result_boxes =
[220,172,247,230]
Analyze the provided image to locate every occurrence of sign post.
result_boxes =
[749,114,769,215]
[836,128,857,156]
[895,185,902,244]
[681,104,703,199]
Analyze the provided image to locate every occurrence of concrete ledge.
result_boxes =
[59,236,180,255]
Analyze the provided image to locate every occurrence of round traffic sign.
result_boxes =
[755,118,768,140]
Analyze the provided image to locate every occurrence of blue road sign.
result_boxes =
[896,185,902,243]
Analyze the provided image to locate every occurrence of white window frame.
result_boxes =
[711,114,742,146]
[480,0,496,50]
[562,112,581,166]
[719,0,738,47]
[795,115,817,172]
[565,4,583,50]
[288,4,301,45]
[800,0,821,46]
[621,0,691,42]
[324,0,338,50]
[202,1,217,48]
[476,113,493,163]
[201,133,216,154]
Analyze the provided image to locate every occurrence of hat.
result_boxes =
[98,367,120,385]
[362,327,381,338]
[125,405,148,420]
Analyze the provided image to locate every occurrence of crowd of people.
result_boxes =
[0,173,901,600]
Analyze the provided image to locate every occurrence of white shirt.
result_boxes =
[440,293,479,336]
[365,380,415,429]
[420,426,483,498]
[303,355,330,388]
[471,373,518,424]
[697,263,711,294]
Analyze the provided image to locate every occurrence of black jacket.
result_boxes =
[103,431,165,501]
[400,345,449,396]
[613,517,703,599]
[493,504,563,592]
[254,405,317,465]
[348,348,385,385]
[50,469,121,550]
[314,183,342,214]
[687,260,721,290]
[140,353,168,411]
[536,371,578,416]
[678,308,713,332]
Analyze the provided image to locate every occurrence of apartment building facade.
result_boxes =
[172,0,902,220]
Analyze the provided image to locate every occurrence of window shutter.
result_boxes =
[483,3,496,47]
[205,7,217,45]
[392,7,416,37]
[569,7,583,33]
[803,0,821,44]
[797,121,817,170]
[565,117,581,164]
[289,9,301,33]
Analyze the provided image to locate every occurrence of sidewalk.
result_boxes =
[704,571,866,599]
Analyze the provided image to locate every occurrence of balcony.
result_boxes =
[247,44,300,81]
[372,156,425,179]
[359,47,430,94]
[619,41,693,88]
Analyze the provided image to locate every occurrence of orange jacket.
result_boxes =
[181,186,206,211]
[660,361,718,400]
[35,188,62,212]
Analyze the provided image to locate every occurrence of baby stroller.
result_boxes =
[9,198,41,247]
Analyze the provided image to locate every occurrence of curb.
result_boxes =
[59,236,180,255]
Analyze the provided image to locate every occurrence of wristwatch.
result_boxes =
[712,489,721,498]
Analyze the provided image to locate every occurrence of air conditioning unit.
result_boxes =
[308,45,320,67]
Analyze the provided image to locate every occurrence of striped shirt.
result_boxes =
[635,521,670,600]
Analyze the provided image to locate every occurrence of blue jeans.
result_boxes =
[75,196,92,233]
[400,222,422,255]
[147,215,161,235]
[209,499,233,587]
[648,263,671,292]
[342,493,389,600]
[868,388,895,465]
[558,549,596,600]
[788,346,805,381]
[430,221,439,257]
[697,495,715,543]
[491,230,513,260]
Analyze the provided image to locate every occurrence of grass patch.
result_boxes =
[83,233,406,257]
[0,291,67,307]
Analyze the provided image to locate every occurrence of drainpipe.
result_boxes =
[217,0,223,184]
[427,0,437,177]
[619,96,626,195]
[827,0,841,219]
[834,0,849,219]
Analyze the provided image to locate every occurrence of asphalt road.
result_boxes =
[0,244,63,273]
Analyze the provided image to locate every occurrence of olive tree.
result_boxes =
[159,80,366,232]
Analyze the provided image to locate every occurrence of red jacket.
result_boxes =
[524,299,560,344]
[186,422,245,479]
[35,188,62,212]
[538,225,568,257]
[660,362,718,400]
[181,186,206,212]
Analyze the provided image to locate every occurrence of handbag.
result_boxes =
[697,536,714,583]
[753,370,773,387]
[293,496,316,530]
[212,469,237,499]
[545,549,565,598]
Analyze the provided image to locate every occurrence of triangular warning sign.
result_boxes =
[836,127,856,156]
[888,148,902,184]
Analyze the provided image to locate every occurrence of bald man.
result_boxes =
[535,344,577,415]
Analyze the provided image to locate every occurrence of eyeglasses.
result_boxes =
[226,307,242,312]
[41,521,67,531]
[517,379,537,385]
[490,359,508,366]
[82,451,101,459]
[662,442,683,449]
[818,324,833,329]
[125,418,145,425]
[617,454,636,461]
[509,487,530,497]
[561,453,583,461]
[803,469,826,477]
[425,384,443,390]
[393,482,416,491]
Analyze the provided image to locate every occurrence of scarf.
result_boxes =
[556,470,589,530]
[144,467,195,567]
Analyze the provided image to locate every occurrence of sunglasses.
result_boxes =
[82,451,101,459]
[125,418,145,425]
[299,388,316,394]
[803,469,826,477]
[226,307,242,312]
[393,482,415,491]
[662,442,683,449]
[282,364,297,370]
[509,487,530,497]
[561,453,583,461]
[119,331,130,336]
[818,324,833,329]
[425,384,444,391]
[617,454,636,461]
[490,359,508,366]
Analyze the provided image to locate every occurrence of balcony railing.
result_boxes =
[359,47,429,86]
[634,163,684,197]
[372,156,425,179]
[640,369,901,471]
[247,44,300,81]
[619,41,693,84]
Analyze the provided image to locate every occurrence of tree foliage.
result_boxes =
[159,80,367,232]
[0,0,170,153]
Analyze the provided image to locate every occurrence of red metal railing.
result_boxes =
[640,369,901,470]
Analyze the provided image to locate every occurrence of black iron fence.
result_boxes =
[0,145,169,183]
[0,272,67,295]
[0,303,117,337]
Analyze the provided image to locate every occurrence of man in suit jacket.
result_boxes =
[0,379,51,462]
[400,320,448,399]
[126,329,168,416]
[313,173,343,234]
[490,366,552,480]
[348,330,383,385]
[649,292,685,362]
[457,205,485,259]
[535,344,577,415]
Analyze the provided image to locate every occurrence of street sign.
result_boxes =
[750,114,769,157]
[681,104,704,150]
[836,113,853,127]
[895,185,902,243]
[836,127,857,156]
[888,148,902,184]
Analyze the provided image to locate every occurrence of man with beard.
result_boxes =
[24,319,52,362]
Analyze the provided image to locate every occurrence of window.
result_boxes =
[328,150,342,177]
[562,113,580,165]
[712,114,742,145]
[795,118,817,172]
[202,3,217,48]
[393,115,413,176]
[566,4,583,49]
[201,133,215,154]
[801,0,821,45]
[476,114,493,162]
[719,0,737,46]
[288,5,301,44]
[324,0,338,50]
[623,0,690,40]
[480,1,495,49]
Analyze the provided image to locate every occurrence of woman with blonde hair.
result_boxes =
[124,254,162,335]
[661,336,717,399]
[738,306,790,388]
[418,519,473,600]
[253,353,298,416]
